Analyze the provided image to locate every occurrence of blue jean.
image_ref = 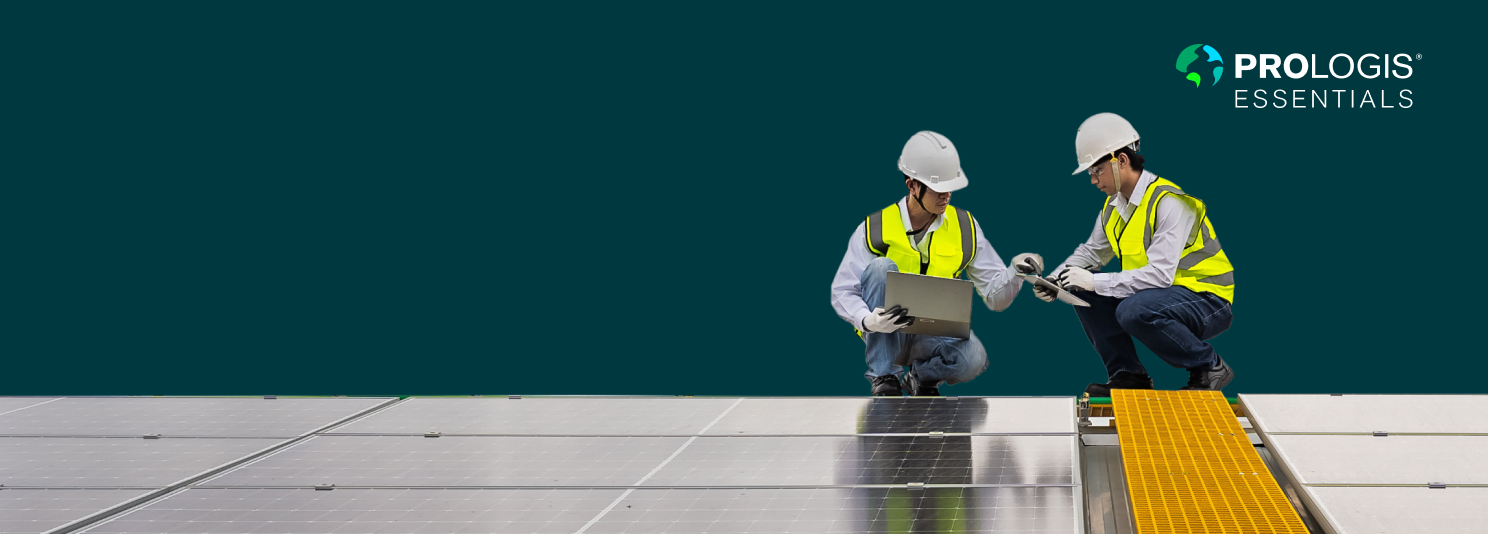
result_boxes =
[1069,285,1233,379]
[859,257,988,385]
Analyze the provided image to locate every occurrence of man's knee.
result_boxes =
[866,257,897,275]
[860,257,898,284]
[1114,295,1157,332]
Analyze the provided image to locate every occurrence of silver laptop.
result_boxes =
[883,271,973,342]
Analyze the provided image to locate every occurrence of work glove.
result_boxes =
[861,305,913,334]
[1010,253,1044,276]
[1033,278,1058,302]
[1055,266,1095,292]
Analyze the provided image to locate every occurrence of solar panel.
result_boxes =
[642,436,1078,486]
[77,488,628,534]
[23,396,1087,533]
[702,398,1076,435]
[330,397,741,435]
[0,489,150,534]
[205,435,692,487]
[1302,486,1488,534]
[1241,394,1488,434]
[1264,434,1487,485]
[0,437,276,487]
[0,398,391,437]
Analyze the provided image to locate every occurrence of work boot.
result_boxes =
[903,370,941,397]
[871,374,903,397]
[1084,371,1154,397]
[1181,356,1234,391]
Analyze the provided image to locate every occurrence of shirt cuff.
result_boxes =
[1093,273,1113,296]
[852,309,872,331]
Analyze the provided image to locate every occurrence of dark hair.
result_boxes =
[1112,147,1145,173]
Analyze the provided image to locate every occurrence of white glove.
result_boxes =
[1010,253,1044,276]
[1055,266,1095,292]
[861,305,913,333]
[1033,278,1058,302]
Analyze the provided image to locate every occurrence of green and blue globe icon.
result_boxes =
[1177,44,1223,87]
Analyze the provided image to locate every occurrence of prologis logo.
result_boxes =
[1177,44,1224,87]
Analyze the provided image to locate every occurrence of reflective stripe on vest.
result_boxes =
[864,203,977,278]
[1100,177,1235,303]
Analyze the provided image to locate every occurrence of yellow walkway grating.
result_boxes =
[1113,389,1307,534]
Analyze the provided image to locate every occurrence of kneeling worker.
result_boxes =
[831,131,1039,396]
[1036,113,1237,396]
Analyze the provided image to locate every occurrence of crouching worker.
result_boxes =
[1038,113,1237,396]
[830,131,1038,396]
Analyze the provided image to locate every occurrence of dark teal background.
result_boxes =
[3,4,1478,396]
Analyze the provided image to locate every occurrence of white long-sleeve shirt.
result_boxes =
[830,197,1023,330]
[1051,170,1197,299]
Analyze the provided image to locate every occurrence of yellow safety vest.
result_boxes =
[865,203,977,278]
[1101,177,1235,303]
[856,203,978,337]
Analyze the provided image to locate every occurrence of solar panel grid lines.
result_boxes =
[1113,389,1309,534]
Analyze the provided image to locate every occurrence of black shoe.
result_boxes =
[1084,371,1155,397]
[871,374,903,396]
[1181,356,1234,391]
[903,371,941,397]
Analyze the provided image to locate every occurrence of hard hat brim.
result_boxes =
[1071,161,1094,176]
[912,174,968,193]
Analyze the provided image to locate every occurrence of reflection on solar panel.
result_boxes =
[1242,394,1488,534]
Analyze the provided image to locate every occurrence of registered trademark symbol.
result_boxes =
[1417,53,1423,60]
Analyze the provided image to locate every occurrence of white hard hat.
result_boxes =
[898,131,968,193]
[1071,113,1141,175]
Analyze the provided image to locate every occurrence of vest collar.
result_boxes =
[1109,170,1158,217]
[897,196,944,235]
